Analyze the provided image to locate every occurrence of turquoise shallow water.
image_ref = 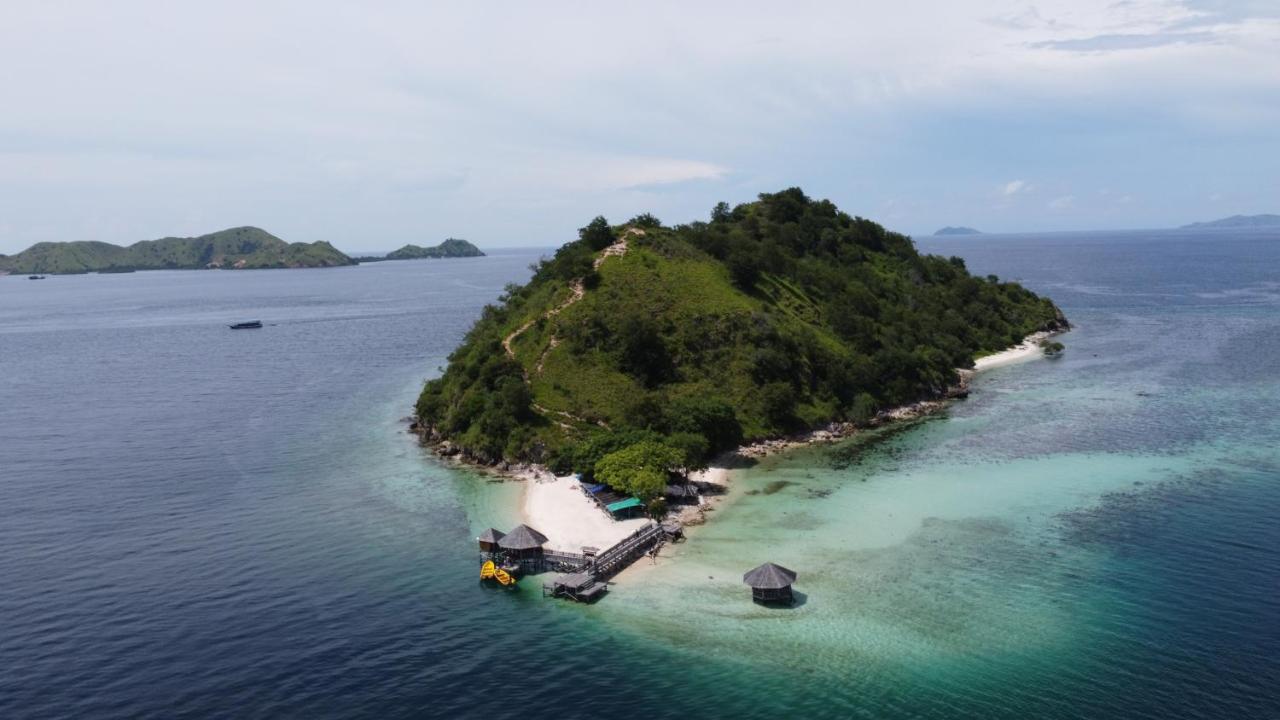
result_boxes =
[587,229,1280,716]
[2,231,1278,718]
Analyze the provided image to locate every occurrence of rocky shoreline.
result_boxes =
[408,382,960,477]
[411,320,1069,478]
[407,329,1047,477]
[407,326,1069,567]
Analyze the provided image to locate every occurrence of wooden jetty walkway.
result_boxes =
[590,521,665,578]
[543,521,670,602]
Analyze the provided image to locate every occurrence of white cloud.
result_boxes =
[595,159,729,190]
[1002,180,1030,196]
[1049,195,1077,210]
[0,1,1277,248]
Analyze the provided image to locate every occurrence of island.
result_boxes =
[353,238,485,263]
[1180,214,1280,230]
[415,188,1067,506]
[933,226,983,236]
[0,226,353,274]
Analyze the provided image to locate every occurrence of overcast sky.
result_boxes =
[2,1,1277,253]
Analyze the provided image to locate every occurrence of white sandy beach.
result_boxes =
[973,331,1052,371]
[521,473,649,553]
[688,466,730,488]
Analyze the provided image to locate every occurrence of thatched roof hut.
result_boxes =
[498,524,549,554]
[477,528,505,552]
[743,562,798,604]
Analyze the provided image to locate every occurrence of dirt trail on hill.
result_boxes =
[501,231,635,365]
[501,283,583,361]
[592,232,632,269]
[499,230,636,430]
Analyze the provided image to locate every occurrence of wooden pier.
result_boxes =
[542,521,668,603]
[480,548,589,575]
[542,571,609,602]
[590,521,665,579]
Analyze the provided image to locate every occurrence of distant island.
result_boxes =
[0,227,353,274]
[1181,214,1280,230]
[933,226,983,236]
[354,238,485,263]
[414,188,1066,505]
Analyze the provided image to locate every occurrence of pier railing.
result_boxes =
[589,521,664,579]
[543,550,588,572]
[480,549,588,574]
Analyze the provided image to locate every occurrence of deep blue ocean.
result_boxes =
[1,230,1277,719]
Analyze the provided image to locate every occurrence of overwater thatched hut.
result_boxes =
[477,528,505,553]
[743,562,798,605]
[498,524,549,560]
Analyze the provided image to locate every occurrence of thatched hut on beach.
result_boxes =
[743,562,798,605]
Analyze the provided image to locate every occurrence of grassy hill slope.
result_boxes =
[416,189,1066,486]
[0,227,353,273]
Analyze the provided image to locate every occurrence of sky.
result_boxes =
[1,1,1278,253]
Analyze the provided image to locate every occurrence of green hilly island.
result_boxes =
[389,238,485,259]
[354,238,485,262]
[0,227,353,274]
[934,226,982,236]
[416,189,1066,498]
[1180,214,1280,230]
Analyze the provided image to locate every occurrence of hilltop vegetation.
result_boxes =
[0,227,353,274]
[416,189,1066,495]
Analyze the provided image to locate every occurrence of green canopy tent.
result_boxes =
[605,497,644,518]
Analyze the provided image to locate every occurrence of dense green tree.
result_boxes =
[616,315,673,387]
[726,246,761,289]
[564,429,663,477]
[628,212,663,229]
[624,393,668,431]
[580,216,615,251]
[665,432,710,472]
[848,393,878,424]
[594,441,684,500]
[760,382,797,430]
[665,397,743,454]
